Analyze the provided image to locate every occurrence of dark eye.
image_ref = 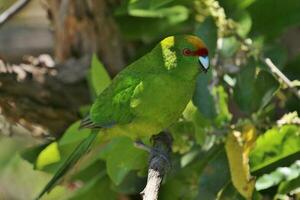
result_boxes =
[183,48,192,56]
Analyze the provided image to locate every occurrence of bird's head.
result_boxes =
[159,35,210,73]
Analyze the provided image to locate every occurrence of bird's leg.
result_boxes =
[134,133,172,169]
[134,140,152,153]
[137,132,172,200]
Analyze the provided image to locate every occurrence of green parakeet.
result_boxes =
[36,35,209,199]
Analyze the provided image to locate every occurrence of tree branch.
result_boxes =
[141,132,172,200]
[0,59,90,139]
[262,57,300,99]
[235,33,300,100]
[0,0,31,28]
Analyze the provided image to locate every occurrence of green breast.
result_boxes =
[111,74,196,139]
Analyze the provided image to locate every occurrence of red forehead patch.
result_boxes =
[183,48,208,56]
[195,48,208,56]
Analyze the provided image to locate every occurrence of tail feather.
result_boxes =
[35,132,97,200]
[79,116,103,129]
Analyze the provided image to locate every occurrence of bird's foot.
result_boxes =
[134,140,171,168]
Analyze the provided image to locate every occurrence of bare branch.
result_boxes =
[141,132,172,200]
[0,59,90,139]
[0,0,31,28]
[262,57,300,99]
[234,33,300,100]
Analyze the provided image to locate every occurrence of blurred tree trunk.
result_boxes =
[0,0,125,140]
[46,0,125,77]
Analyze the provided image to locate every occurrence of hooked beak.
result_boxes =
[198,56,209,73]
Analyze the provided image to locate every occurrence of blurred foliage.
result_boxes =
[1,0,300,199]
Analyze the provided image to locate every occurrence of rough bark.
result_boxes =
[46,0,125,77]
[0,60,90,139]
[0,0,125,139]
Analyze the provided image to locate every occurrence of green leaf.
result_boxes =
[225,125,257,199]
[115,1,191,40]
[116,0,187,19]
[250,125,300,175]
[193,71,216,119]
[169,121,195,154]
[213,86,232,126]
[217,182,244,200]
[112,171,146,194]
[59,121,91,146]
[106,137,148,185]
[236,11,252,37]
[89,54,111,96]
[278,174,300,195]
[195,17,218,56]
[21,143,50,165]
[234,62,279,113]
[197,147,231,200]
[263,44,287,70]
[218,0,257,13]
[36,142,61,170]
[70,176,117,200]
[182,101,211,146]
[233,62,256,113]
[150,0,174,9]
[248,0,300,39]
[220,37,240,58]
[252,70,279,111]
[256,161,300,191]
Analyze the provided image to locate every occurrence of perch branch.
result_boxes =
[141,132,172,200]
[0,0,31,28]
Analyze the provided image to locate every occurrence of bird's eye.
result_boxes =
[183,48,192,56]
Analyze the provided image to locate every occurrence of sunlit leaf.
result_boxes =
[250,125,300,174]
[213,85,232,126]
[182,101,211,146]
[256,161,300,191]
[236,11,252,37]
[225,124,257,199]
[169,121,195,154]
[36,142,61,170]
[89,54,111,96]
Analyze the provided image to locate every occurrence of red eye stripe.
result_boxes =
[183,48,208,56]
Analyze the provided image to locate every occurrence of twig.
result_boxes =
[234,33,300,100]
[262,57,300,99]
[141,132,172,200]
[0,0,31,28]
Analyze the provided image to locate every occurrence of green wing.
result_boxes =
[89,73,142,127]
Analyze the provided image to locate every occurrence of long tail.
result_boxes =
[35,132,97,200]
[80,116,103,129]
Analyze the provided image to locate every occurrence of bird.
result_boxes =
[36,35,209,199]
